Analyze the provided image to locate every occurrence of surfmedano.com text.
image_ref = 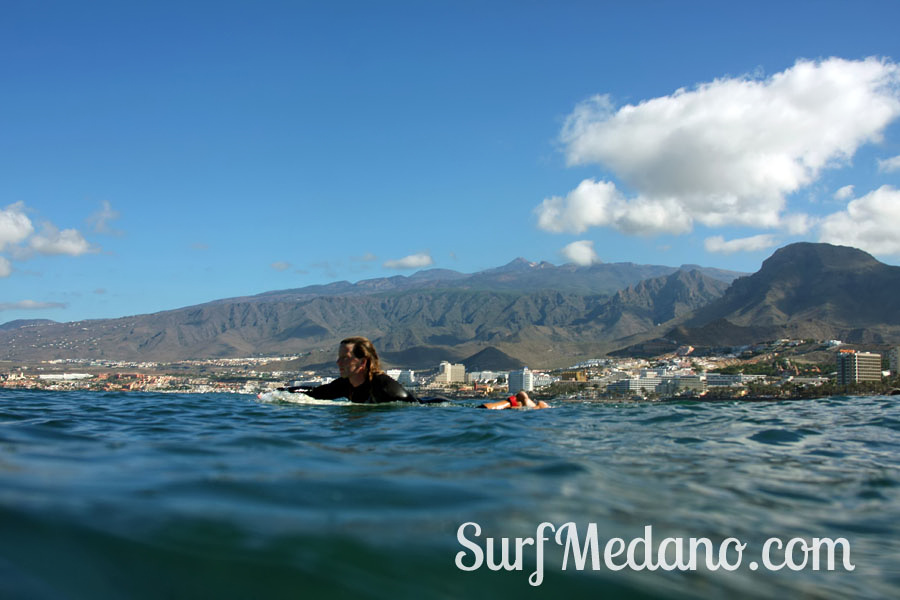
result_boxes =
[454,522,855,586]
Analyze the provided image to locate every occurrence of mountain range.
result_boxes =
[1,243,897,369]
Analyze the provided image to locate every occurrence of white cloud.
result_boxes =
[819,185,900,255]
[704,234,779,254]
[535,179,692,235]
[561,240,601,265]
[87,200,122,234]
[0,202,34,250]
[781,213,814,235]
[1,202,101,272]
[0,299,67,311]
[271,261,292,271]
[383,252,434,269]
[834,185,855,201]
[877,154,900,172]
[539,57,900,236]
[536,179,621,234]
[28,224,96,256]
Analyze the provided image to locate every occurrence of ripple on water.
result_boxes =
[638,412,693,425]
[673,436,705,444]
[864,416,900,430]
[0,390,897,600]
[526,460,590,477]
[748,428,806,445]
[806,448,847,458]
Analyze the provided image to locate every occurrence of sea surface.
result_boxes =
[0,389,897,599]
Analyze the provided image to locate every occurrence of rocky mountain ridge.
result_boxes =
[616,243,900,356]
[2,244,897,369]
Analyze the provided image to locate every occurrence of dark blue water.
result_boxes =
[0,390,897,599]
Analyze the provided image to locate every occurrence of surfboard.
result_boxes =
[256,390,353,405]
[257,390,453,406]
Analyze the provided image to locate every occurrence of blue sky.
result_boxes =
[2,0,899,323]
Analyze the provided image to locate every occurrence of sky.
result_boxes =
[2,0,900,324]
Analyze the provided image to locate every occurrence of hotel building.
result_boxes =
[508,367,534,394]
[836,350,882,385]
[435,361,466,384]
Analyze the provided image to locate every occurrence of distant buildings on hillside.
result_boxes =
[424,362,541,394]
[4,340,898,396]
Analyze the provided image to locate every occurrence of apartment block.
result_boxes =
[836,350,882,385]
[508,367,534,393]
[435,361,466,384]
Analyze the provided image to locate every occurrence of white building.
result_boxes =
[532,372,554,388]
[607,377,661,394]
[435,361,466,384]
[641,367,668,378]
[386,369,416,385]
[37,373,93,381]
[705,373,765,387]
[467,371,499,383]
[508,367,534,393]
[657,375,706,395]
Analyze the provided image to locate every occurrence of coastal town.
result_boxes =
[3,339,898,399]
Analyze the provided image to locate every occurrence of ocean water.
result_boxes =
[0,390,897,600]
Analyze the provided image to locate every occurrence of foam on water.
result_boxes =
[257,389,354,406]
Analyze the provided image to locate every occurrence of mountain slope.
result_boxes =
[0,267,731,367]
[6,244,894,367]
[240,258,743,301]
[654,243,900,347]
[0,319,56,331]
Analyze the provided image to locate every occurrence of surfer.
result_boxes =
[481,390,550,410]
[292,336,418,404]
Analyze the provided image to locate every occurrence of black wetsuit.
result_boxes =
[306,373,417,404]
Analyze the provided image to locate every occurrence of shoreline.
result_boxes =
[4,385,898,403]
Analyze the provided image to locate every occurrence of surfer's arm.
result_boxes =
[306,378,350,400]
[480,400,512,410]
[372,375,417,403]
